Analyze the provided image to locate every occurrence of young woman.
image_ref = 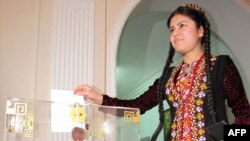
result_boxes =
[73,3,250,141]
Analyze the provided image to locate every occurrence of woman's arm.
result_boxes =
[102,79,160,114]
[224,58,250,124]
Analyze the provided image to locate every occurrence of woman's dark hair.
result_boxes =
[151,3,216,141]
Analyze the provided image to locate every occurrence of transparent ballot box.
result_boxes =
[4,98,140,141]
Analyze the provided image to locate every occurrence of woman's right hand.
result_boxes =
[73,84,103,105]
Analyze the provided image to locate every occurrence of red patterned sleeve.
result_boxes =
[224,58,250,124]
[101,79,159,114]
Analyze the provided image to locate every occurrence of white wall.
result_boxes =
[0,0,54,139]
[0,0,103,139]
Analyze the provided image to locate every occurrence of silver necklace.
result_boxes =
[183,64,193,74]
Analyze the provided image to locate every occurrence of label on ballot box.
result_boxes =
[4,98,140,141]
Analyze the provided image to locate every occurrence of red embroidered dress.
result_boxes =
[165,55,207,141]
[102,55,250,140]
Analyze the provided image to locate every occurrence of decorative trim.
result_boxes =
[52,0,94,90]
[106,0,141,97]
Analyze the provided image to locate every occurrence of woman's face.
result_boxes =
[169,14,204,55]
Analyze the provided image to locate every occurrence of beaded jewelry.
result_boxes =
[183,3,205,15]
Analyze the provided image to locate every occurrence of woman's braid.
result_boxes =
[203,18,217,124]
[151,45,175,141]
